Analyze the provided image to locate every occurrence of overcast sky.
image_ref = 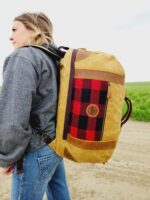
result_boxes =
[0,0,150,84]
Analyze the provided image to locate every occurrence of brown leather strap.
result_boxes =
[67,134,116,150]
[75,69,125,85]
[63,49,78,139]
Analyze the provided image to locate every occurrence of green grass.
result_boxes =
[124,81,150,122]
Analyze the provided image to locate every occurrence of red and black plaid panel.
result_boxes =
[68,78,108,141]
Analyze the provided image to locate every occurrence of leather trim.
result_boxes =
[76,49,91,61]
[67,134,116,150]
[75,69,125,85]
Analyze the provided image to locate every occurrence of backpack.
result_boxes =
[30,45,132,164]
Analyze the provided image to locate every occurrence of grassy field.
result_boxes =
[124,81,150,122]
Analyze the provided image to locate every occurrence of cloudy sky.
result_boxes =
[0,0,150,84]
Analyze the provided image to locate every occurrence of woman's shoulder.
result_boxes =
[6,46,49,69]
[9,46,43,60]
[4,45,56,75]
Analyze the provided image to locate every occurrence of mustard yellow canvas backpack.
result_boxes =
[30,45,132,164]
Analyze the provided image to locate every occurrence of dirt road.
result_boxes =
[0,120,150,200]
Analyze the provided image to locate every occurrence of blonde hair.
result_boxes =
[14,12,53,45]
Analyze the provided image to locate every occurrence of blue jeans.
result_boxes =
[11,145,70,200]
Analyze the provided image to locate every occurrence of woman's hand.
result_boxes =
[0,166,13,175]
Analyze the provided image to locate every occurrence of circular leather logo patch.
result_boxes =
[86,104,99,118]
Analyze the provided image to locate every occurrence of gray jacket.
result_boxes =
[0,46,58,167]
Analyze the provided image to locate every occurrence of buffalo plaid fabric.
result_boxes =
[68,78,108,141]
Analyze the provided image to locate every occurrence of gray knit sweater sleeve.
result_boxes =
[0,54,37,167]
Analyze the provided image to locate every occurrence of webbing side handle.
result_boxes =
[121,97,132,127]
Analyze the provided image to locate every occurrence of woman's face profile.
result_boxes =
[9,21,33,49]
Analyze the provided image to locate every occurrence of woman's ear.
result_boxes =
[34,30,43,43]
[35,32,41,39]
[29,31,39,44]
